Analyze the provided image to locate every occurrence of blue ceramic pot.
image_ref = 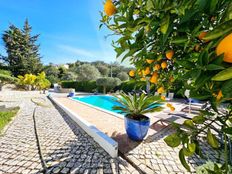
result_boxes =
[124,115,150,141]
[68,92,75,97]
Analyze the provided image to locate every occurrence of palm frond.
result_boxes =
[113,92,163,116]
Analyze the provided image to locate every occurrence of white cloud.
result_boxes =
[58,45,95,58]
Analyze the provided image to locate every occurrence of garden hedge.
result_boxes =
[61,81,98,93]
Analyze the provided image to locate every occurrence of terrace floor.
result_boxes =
[0,91,222,174]
[0,91,137,174]
[51,93,222,174]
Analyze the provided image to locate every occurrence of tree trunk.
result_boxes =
[103,86,106,94]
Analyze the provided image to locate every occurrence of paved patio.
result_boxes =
[0,91,224,174]
[0,91,137,174]
[52,93,224,174]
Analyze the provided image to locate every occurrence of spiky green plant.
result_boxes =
[113,92,163,120]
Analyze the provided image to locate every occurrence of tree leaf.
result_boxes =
[206,64,225,71]
[183,143,196,156]
[222,127,232,135]
[179,149,191,172]
[146,0,154,11]
[204,19,232,40]
[188,143,196,153]
[192,115,205,124]
[210,0,219,14]
[160,15,170,34]
[164,133,181,147]
[212,67,232,81]
[183,120,195,128]
[207,129,220,149]
[222,79,232,98]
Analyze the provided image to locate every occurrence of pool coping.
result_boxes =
[70,95,124,120]
[48,95,118,158]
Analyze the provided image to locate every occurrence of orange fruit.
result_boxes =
[143,67,150,76]
[166,103,172,107]
[170,107,175,111]
[104,0,116,16]
[198,31,207,40]
[157,87,165,94]
[166,50,174,60]
[216,90,223,101]
[154,64,161,71]
[216,33,232,63]
[152,71,158,78]
[161,96,166,100]
[161,61,167,69]
[149,76,158,84]
[129,70,135,77]
[146,59,154,64]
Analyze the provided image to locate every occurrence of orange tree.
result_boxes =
[101,0,232,172]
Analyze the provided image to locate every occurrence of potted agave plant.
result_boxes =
[113,92,163,141]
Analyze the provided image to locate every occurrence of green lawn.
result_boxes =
[0,107,19,132]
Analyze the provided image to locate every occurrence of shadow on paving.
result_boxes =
[144,125,225,171]
[42,98,131,174]
[110,121,166,155]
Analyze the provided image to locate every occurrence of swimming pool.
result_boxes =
[72,95,123,115]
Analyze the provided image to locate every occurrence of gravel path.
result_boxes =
[0,91,138,174]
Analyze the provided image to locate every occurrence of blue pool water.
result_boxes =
[72,95,123,114]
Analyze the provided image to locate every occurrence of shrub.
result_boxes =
[17,72,50,91]
[61,81,97,93]
[0,71,17,90]
[35,72,51,91]
[116,80,146,93]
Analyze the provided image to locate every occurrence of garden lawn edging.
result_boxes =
[0,106,21,135]
[48,94,118,158]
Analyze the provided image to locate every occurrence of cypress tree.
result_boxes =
[2,19,42,76]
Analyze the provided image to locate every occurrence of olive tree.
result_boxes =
[117,72,129,81]
[101,0,232,172]
[75,64,101,81]
[96,64,110,77]
[96,77,121,93]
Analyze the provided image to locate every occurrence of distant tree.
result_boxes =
[58,66,67,79]
[61,72,77,81]
[75,64,100,81]
[96,64,109,77]
[46,75,59,85]
[44,65,59,77]
[43,65,60,84]
[117,72,129,81]
[2,19,42,76]
[91,61,108,67]
[96,77,121,94]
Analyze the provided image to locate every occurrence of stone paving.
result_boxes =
[0,91,138,174]
[125,126,224,174]
[0,91,224,174]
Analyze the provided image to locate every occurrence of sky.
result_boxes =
[0,0,128,65]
